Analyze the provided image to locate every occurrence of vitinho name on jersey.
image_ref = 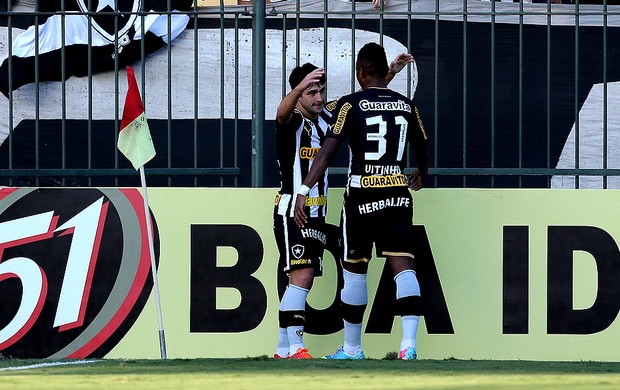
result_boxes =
[361,174,407,188]
[359,99,411,113]
[358,197,411,214]
[301,228,327,244]
[365,165,402,175]
[300,147,320,159]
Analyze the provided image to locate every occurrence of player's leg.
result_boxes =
[325,204,369,360]
[337,261,368,359]
[275,284,290,358]
[273,210,290,358]
[277,215,325,359]
[387,255,421,360]
[380,193,420,360]
[280,267,314,359]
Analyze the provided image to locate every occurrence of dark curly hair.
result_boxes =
[356,42,389,78]
[288,63,326,90]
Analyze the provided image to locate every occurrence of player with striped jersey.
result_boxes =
[273,63,333,359]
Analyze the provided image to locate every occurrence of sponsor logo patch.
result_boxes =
[332,102,352,135]
[361,174,407,188]
[301,228,327,245]
[358,197,411,214]
[415,107,428,140]
[290,259,311,266]
[359,99,412,113]
[304,196,327,207]
[300,147,320,160]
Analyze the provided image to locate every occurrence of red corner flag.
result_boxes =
[118,66,156,170]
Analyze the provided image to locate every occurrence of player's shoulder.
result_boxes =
[370,87,412,102]
[391,88,413,102]
[334,91,361,110]
[276,108,304,130]
[324,99,339,113]
[326,93,357,119]
[376,88,417,113]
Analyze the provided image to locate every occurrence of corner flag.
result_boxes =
[118,66,156,170]
[117,65,166,359]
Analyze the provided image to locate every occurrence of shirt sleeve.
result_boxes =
[324,99,339,114]
[409,105,430,176]
[275,109,303,134]
[327,97,353,142]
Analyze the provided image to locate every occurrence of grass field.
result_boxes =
[1,357,620,389]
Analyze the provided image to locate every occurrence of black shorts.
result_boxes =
[341,186,415,263]
[273,207,325,276]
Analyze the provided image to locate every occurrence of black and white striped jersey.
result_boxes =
[275,102,336,218]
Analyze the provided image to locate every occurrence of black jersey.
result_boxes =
[328,87,428,189]
[275,102,336,218]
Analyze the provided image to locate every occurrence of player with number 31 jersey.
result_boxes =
[294,42,429,361]
[329,87,428,190]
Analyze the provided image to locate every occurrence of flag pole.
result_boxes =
[119,65,165,358]
[139,165,167,360]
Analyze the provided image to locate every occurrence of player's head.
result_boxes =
[289,63,326,118]
[356,42,389,84]
[289,63,326,90]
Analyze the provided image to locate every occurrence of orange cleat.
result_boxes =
[290,348,313,359]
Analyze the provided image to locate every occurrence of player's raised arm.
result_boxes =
[385,53,414,86]
[276,68,325,126]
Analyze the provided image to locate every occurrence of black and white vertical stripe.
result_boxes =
[276,106,332,219]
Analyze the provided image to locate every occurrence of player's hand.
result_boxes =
[294,194,308,228]
[409,169,425,191]
[296,68,325,93]
[389,53,415,75]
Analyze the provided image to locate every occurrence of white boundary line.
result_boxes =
[0,359,102,371]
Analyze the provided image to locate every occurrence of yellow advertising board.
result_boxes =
[107,188,620,361]
[1,188,618,361]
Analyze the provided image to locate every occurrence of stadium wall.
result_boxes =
[1,187,619,361]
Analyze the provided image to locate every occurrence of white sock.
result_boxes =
[394,270,421,352]
[400,316,419,351]
[280,284,309,354]
[276,327,289,357]
[340,270,367,355]
[288,326,305,354]
[280,284,309,311]
[343,320,363,356]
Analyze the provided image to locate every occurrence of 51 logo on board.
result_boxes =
[0,188,158,359]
